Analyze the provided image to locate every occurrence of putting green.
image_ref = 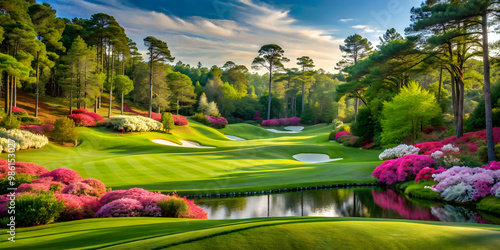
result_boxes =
[5,217,500,249]
[4,121,382,194]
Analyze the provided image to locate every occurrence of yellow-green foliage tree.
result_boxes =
[52,117,79,145]
[381,81,441,145]
[161,112,175,134]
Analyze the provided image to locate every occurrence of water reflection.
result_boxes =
[194,188,499,225]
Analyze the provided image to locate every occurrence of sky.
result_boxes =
[38,0,424,73]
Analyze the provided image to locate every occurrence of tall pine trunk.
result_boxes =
[482,12,495,162]
[108,48,114,118]
[148,51,153,118]
[121,92,124,115]
[267,69,272,120]
[35,51,40,117]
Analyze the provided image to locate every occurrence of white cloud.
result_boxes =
[352,24,383,33]
[339,18,355,22]
[49,0,344,72]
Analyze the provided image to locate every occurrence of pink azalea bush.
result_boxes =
[67,114,95,127]
[439,127,500,152]
[41,124,54,132]
[413,142,444,155]
[173,115,189,126]
[40,168,83,184]
[261,117,300,127]
[150,112,162,121]
[31,177,66,193]
[415,167,446,183]
[81,178,107,196]
[253,111,263,121]
[483,161,500,171]
[431,165,500,202]
[95,198,144,218]
[62,182,99,197]
[71,108,89,114]
[20,125,44,134]
[55,194,102,220]
[373,154,436,185]
[206,115,228,129]
[335,131,352,140]
[12,106,24,113]
[71,109,104,122]
[0,161,50,178]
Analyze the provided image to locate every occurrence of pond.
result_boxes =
[194,188,500,225]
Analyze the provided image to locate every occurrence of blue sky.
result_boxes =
[39,0,423,72]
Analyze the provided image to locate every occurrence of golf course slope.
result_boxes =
[6,217,500,249]
[5,122,382,194]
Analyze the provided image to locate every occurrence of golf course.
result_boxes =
[8,121,382,195]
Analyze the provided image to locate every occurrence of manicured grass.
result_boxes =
[3,122,382,195]
[478,196,500,215]
[4,217,500,249]
[403,180,442,201]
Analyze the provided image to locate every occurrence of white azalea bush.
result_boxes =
[104,115,162,132]
[0,128,49,152]
[378,144,420,160]
[429,144,461,167]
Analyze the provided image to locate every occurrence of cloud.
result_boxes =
[339,18,355,22]
[352,24,383,33]
[48,0,344,72]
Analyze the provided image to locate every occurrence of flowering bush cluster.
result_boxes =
[261,117,301,127]
[413,142,444,155]
[415,167,446,183]
[0,128,49,153]
[335,131,352,140]
[0,162,208,226]
[20,124,54,135]
[206,115,228,129]
[428,144,461,168]
[378,144,420,161]
[0,161,50,178]
[72,108,104,122]
[253,111,263,121]
[439,127,500,152]
[173,115,189,126]
[67,114,95,127]
[430,164,500,202]
[150,112,162,121]
[12,106,24,113]
[104,115,162,132]
[373,154,436,185]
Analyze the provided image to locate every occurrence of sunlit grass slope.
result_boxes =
[5,217,500,249]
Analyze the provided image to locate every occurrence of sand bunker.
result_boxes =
[266,126,305,134]
[292,153,343,163]
[226,135,246,141]
[152,139,216,148]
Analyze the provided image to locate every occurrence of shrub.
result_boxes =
[439,127,500,152]
[16,193,65,226]
[183,197,208,219]
[56,194,101,220]
[14,162,50,177]
[84,112,104,122]
[104,115,162,132]
[0,174,38,195]
[206,115,228,129]
[378,144,420,161]
[41,124,54,132]
[477,145,500,163]
[328,131,336,140]
[415,167,446,183]
[20,125,44,134]
[332,119,343,130]
[372,154,436,185]
[12,106,24,113]
[30,177,66,193]
[261,117,300,127]
[20,116,42,125]
[62,182,98,197]
[94,198,144,218]
[253,111,263,121]
[413,142,444,155]
[157,196,188,217]
[192,113,211,125]
[0,115,21,129]
[335,131,352,140]
[161,112,175,134]
[52,117,79,144]
[173,115,188,126]
[81,178,106,197]
[432,166,500,202]
[150,112,162,121]
[0,128,49,152]
[71,108,88,114]
[67,114,95,127]
[40,168,82,184]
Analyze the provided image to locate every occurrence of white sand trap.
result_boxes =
[293,153,343,163]
[266,126,305,133]
[284,126,304,131]
[226,135,246,141]
[152,139,215,149]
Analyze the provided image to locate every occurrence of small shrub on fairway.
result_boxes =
[157,196,189,217]
[161,112,175,134]
[52,117,79,144]
[16,193,65,226]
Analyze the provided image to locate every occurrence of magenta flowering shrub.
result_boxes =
[85,112,105,122]
[483,161,500,171]
[183,197,208,219]
[432,166,500,202]
[253,111,263,121]
[413,142,444,155]
[20,125,44,134]
[41,124,54,132]
[40,168,83,184]
[81,178,106,196]
[206,115,228,129]
[17,183,51,194]
[150,112,161,121]
[173,115,189,126]
[99,188,168,206]
[373,154,436,185]
[95,198,144,218]
[62,182,98,197]
[415,167,446,183]
[14,162,50,176]
[31,177,66,193]
[71,108,88,114]
[67,114,95,127]
[261,117,300,127]
[335,131,352,140]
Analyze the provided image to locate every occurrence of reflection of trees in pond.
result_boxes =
[372,189,439,221]
[431,205,491,224]
[196,197,247,217]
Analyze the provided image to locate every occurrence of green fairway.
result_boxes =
[5,121,382,194]
[5,217,500,249]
